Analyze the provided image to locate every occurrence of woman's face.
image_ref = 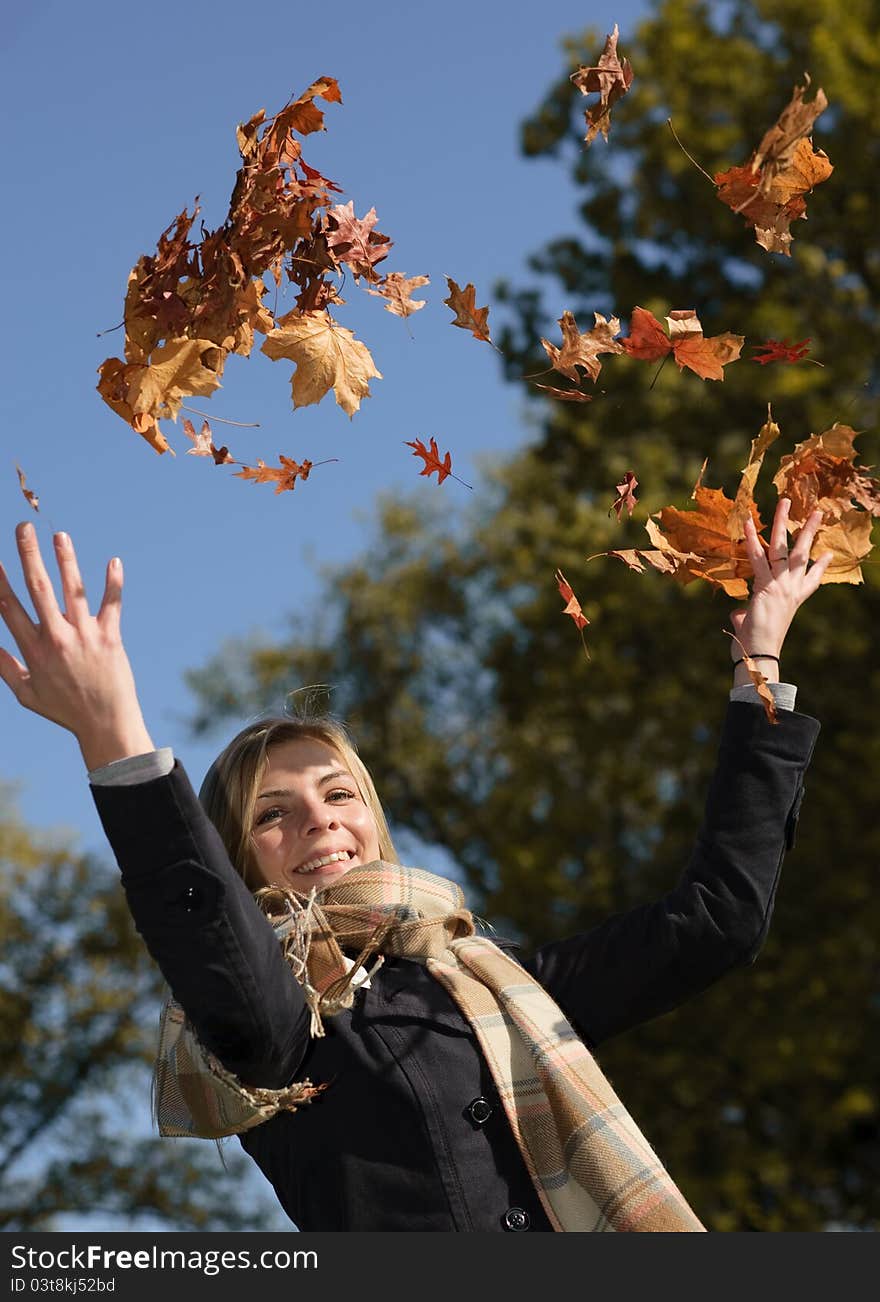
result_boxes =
[249,737,381,893]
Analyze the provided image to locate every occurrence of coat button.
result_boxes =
[503,1207,530,1232]
[177,885,203,913]
[466,1096,493,1125]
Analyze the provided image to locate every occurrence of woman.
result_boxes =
[0,502,829,1231]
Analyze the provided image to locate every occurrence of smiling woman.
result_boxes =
[197,718,396,893]
[0,512,830,1232]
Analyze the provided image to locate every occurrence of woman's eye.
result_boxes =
[256,807,285,826]
[328,789,355,801]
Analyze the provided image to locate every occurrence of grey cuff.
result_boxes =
[88,749,175,786]
[729,682,797,712]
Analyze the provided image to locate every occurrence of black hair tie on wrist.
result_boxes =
[732,653,780,668]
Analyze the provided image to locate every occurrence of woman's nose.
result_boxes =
[301,804,340,834]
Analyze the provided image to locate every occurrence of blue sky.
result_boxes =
[0,0,647,862]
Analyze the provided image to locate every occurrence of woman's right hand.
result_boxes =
[0,522,155,769]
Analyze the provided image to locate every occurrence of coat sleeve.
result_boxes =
[89,759,312,1089]
[528,700,821,1049]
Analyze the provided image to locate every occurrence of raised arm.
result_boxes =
[531,498,830,1046]
[0,523,309,1088]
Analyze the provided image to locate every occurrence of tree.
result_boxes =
[184,0,880,1230]
[0,789,288,1230]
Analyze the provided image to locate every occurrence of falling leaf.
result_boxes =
[234,455,314,494]
[715,79,832,256]
[570,24,633,146]
[728,406,782,544]
[404,436,459,487]
[530,383,594,402]
[444,277,491,342]
[726,633,778,725]
[621,307,743,380]
[326,202,392,281]
[15,465,39,512]
[600,548,679,575]
[261,310,381,417]
[541,311,624,384]
[183,417,234,464]
[555,568,591,660]
[610,471,639,521]
[751,338,814,365]
[366,272,430,317]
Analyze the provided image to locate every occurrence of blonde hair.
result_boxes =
[198,711,398,893]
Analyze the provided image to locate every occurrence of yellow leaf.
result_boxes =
[261,310,381,417]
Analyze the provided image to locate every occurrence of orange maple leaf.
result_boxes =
[621,307,743,380]
[555,568,591,660]
[541,311,623,384]
[444,277,491,343]
[570,24,633,146]
[15,464,39,512]
[234,455,314,494]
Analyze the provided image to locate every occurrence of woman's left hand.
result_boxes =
[730,498,832,668]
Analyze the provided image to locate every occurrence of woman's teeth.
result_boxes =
[294,851,351,874]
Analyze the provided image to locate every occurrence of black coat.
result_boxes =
[91,700,820,1231]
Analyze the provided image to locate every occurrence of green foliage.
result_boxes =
[0,798,287,1231]
[185,0,880,1230]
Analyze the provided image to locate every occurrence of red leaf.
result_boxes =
[751,338,813,365]
[405,436,453,485]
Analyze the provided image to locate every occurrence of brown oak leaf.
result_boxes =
[183,417,234,464]
[367,272,430,317]
[541,311,623,384]
[444,277,491,342]
[234,455,314,494]
[555,568,591,660]
[570,24,633,146]
[610,471,639,521]
[15,465,39,512]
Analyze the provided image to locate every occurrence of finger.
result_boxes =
[767,498,791,569]
[0,557,40,656]
[789,508,825,569]
[53,532,92,628]
[743,516,771,583]
[0,643,35,707]
[95,556,124,636]
[800,548,834,597]
[15,521,65,632]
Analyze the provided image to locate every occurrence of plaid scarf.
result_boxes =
[155,861,705,1232]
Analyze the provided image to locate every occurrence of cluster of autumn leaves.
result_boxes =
[540,24,877,715]
[15,30,872,714]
